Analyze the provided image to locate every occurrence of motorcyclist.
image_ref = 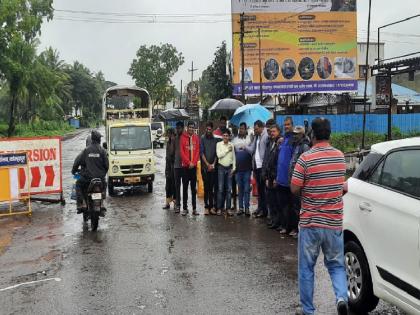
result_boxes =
[72,130,109,216]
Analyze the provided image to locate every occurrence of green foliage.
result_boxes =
[0,0,54,136]
[128,43,184,105]
[0,121,74,137]
[199,41,232,110]
[0,2,114,137]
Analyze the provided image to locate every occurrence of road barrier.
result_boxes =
[0,152,32,217]
[0,137,64,204]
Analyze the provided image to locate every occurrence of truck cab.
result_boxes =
[103,86,156,195]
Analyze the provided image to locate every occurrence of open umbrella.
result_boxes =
[158,108,190,121]
[209,98,244,112]
[230,103,272,127]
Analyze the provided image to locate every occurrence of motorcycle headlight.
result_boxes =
[112,165,119,174]
[145,163,151,172]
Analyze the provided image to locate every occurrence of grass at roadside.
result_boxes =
[0,121,75,138]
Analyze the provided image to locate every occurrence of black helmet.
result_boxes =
[91,130,102,143]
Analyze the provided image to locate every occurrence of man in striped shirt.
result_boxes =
[291,118,348,315]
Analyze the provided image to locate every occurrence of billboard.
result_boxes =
[231,0,358,95]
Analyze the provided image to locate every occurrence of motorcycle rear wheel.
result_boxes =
[91,213,99,231]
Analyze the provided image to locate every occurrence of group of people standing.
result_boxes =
[163,115,311,238]
[164,116,349,315]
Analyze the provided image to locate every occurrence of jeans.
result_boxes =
[254,168,267,215]
[235,170,251,210]
[217,166,232,210]
[298,227,348,315]
[182,167,197,210]
[174,168,184,209]
[202,169,217,209]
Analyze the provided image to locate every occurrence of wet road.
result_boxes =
[0,129,404,314]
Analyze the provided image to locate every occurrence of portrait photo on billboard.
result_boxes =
[298,57,315,81]
[317,57,332,79]
[263,59,279,81]
[330,0,356,11]
[281,59,297,80]
[334,57,356,79]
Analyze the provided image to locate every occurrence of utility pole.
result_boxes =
[179,80,183,108]
[188,61,198,83]
[361,0,372,149]
[258,27,263,103]
[240,12,246,104]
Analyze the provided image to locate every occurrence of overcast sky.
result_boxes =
[39,0,420,87]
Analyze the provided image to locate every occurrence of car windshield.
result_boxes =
[110,126,151,151]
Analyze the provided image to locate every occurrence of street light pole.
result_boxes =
[362,0,372,149]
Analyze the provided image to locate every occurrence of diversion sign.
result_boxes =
[0,137,62,195]
[232,0,358,95]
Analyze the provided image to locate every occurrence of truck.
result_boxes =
[102,86,155,195]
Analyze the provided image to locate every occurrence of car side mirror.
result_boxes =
[102,142,108,150]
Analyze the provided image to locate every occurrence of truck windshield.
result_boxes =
[110,126,151,151]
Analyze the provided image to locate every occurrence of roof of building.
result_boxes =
[357,80,420,104]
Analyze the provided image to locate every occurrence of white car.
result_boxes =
[343,137,420,314]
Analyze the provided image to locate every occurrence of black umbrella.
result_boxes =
[158,108,190,121]
[209,98,244,112]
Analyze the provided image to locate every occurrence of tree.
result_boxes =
[199,41,232,110]
[0,0,53,136]
[128,44,184,105]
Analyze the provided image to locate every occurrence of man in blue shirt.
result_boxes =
[275,117,294,234]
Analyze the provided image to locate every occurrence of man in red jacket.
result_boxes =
[180,121,200,216]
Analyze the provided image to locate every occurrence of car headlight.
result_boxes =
[145,163,151,172]
[112,165,119,174]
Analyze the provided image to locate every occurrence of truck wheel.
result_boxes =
[147,182,153,193]
[108,181,115,196]
[345,241,379,313]
[160,143,164,148]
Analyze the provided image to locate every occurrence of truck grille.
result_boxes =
[120,164,143,174]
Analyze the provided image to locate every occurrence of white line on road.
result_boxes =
[0,277,62,292]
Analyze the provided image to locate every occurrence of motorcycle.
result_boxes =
[81,177,106,231]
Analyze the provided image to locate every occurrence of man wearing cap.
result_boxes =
[288,125,311,237]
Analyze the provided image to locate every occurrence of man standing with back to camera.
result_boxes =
[291,117,348,315]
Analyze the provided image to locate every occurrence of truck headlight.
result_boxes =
[112,165,119,174]
[145,163,151,172]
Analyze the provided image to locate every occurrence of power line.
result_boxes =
[54,8,231,17]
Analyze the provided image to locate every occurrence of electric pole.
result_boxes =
[240,12,246,104]
[188,61,198,83]
[179,80,183,108]
[258,27,263,103]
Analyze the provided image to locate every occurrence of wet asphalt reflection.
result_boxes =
[0,129,404,314]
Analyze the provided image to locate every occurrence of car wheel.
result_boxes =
[345,241,379,313]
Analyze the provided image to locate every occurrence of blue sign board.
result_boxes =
[0,153,28,167]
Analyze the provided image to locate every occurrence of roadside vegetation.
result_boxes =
[0,1,115,138]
